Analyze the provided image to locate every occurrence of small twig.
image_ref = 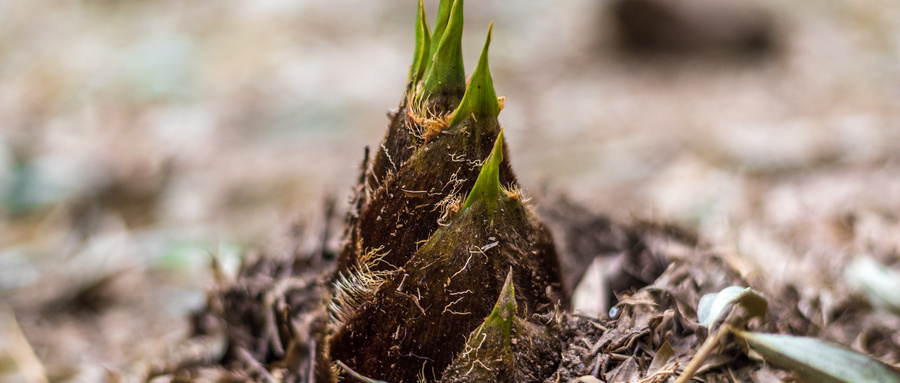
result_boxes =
[0,307,48,383]
[674,324,733,383]
[264,303,285,358]
[306,340,316,383]
[236,347,277,383]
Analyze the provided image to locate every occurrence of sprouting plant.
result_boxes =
[319,1,566,382]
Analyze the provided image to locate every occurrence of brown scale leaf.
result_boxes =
[338,113,517,276]
[327,183,563,383]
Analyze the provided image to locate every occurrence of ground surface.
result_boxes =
[1,0,899,382]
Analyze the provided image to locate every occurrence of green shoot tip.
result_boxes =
[462,130,504,212]
[429,0,455,60]
[418,0,466,105]
[449,22,499,128]
[484,269,517,330]
[409,0,431,84]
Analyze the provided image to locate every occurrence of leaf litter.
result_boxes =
[137,187,899,382]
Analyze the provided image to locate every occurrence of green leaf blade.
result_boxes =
[845,257,900,314]
[736,331,900,383]
[409,0,431,84]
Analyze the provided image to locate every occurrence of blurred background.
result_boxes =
[1,0,899,381]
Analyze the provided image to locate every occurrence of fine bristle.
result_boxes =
[405,88,453,141]
[328,248,394,329]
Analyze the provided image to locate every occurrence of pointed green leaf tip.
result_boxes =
[423,0,454,77]
[449,23,499,128]
[419,0,466,103]
[483,270,517,333]
[409,0,430,83]
[462,130,504,212]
